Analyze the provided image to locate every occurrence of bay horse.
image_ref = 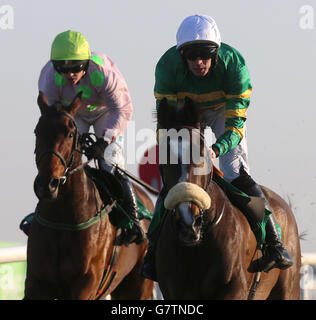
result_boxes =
[24,92,154,299]
[154,97,301,299]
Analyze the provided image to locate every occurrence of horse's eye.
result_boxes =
[69,132,74,138]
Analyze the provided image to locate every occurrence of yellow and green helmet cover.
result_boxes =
[51,30,91,61]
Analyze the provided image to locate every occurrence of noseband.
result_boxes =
[35,111,80,184]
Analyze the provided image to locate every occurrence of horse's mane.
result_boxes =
[52,102,64,112]
[155,97,200,129]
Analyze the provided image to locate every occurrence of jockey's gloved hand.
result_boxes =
[84,138,109,160]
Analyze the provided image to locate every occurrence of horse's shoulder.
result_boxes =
[208,181,246,225]
[261,185,290,210]
[261,185,297,226]
[208,181,236,207]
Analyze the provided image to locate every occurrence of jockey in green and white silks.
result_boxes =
[154,41,252,181]
[141,14,293,281]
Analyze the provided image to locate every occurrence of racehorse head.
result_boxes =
[33,91,82,200]
[157,97,212,245]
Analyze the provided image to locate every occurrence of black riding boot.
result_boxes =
[259,214,294,272]
[98,159,145,245]
[231,169,293,272]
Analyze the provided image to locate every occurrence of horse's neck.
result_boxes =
[206,182,226,228]
[66,169,91,198]
[59,158,100,213]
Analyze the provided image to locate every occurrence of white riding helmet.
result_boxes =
[176,15,221,49]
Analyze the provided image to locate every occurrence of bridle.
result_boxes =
[164,125,213,188]
[33,110,113,232]
[35,111,82,184]
[163,126,224,228]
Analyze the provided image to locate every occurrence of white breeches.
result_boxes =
[201,108,250,182]
[75,112,126,169]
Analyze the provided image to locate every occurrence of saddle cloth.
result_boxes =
[212,168,282,246]
[84,166,153,230]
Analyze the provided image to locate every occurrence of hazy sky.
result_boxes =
[0,0,315,252]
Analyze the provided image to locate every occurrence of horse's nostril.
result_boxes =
[194,215,203,227]
[49,177,60,192]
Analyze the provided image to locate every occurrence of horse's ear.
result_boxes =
[37,91,49,115]
[183,96,200,127]
[157,98,170,128]
[67,91,83,116]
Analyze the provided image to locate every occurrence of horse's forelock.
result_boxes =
[157,98,201,129]
[53,102,64,112]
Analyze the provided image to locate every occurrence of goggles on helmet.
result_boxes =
[52,60,89,74]
[182,44,218,61]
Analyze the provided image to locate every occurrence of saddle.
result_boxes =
[212,167,271,246]
[84,166,153,229]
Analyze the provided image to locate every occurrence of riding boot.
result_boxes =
[98,158,145,245]
[231,169,293,272]
[119,172,146,245]
[141,190,166,281]
[259,214,294,272]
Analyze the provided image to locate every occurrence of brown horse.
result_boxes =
[24,92,154,299]
[154,97,301,299]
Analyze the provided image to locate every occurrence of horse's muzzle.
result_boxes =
[175,203,203,246]
[34,175,61,200]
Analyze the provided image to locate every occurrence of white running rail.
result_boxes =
[0,246,315,300]
[0,245,27,263]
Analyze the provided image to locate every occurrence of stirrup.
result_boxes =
[259,244,293,272]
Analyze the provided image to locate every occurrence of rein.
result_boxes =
[113,163,160,195]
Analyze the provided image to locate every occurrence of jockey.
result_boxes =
[21,30,144,245]
[141,15,293,280]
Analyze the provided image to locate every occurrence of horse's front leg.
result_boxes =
[69,271,101,300]
[24,275,56,300]
[222,277,249,300]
